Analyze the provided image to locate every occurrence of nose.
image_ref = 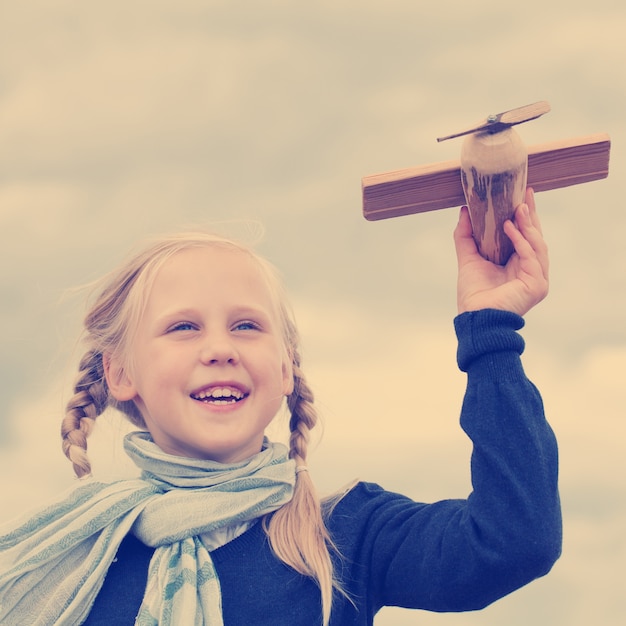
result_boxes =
[199,332,240,365]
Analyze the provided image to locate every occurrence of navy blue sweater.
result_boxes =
[84,309,562,625]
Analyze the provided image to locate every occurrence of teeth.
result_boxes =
[193,387,245,401]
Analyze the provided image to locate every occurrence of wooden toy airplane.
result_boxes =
[362,101,611,264]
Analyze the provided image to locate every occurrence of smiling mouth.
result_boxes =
[191,387,247,405]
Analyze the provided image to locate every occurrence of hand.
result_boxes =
[454,188,549,316]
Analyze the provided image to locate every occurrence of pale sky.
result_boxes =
[1,1,625,625]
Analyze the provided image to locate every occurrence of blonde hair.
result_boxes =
[61,231,339,625]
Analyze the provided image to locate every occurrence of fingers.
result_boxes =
[504,200,550,306]
[504,212,533,258]
[511,190,549,281]
[523,187,543,235]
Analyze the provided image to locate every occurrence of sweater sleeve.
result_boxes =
[448,309,562,607]
[332,309,562,616]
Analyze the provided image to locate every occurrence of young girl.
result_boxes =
[0,189,561,625]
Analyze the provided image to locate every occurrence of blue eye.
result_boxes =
[169,321,197,332]
[232,320,260,332]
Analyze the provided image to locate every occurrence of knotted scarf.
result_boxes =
[0,432,296,625]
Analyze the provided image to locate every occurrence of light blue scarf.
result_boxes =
[0,432,296,625]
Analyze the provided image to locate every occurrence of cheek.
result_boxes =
[128,352,175,400]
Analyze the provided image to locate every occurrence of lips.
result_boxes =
[190,385,248,405]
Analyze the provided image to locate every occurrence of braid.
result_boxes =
[265,344,341,626]
[61,350,109,478]
[286,359,316,466]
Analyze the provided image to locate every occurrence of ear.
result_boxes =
[281,354,295,396]
[102,353,137,402]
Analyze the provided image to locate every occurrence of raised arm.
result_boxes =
[326,191,561,618]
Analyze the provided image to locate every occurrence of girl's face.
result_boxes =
[106,246,294,463]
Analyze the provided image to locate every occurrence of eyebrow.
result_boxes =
[228,305,273,322]
[155,308,200,322]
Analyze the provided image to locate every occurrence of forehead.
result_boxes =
[145,245,277,312]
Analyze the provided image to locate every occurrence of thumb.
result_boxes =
[454,206,479,265]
